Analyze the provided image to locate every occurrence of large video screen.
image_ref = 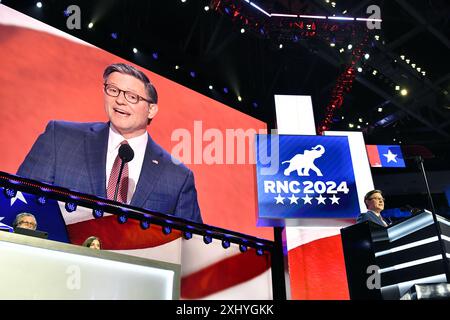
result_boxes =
[0,5,272,241]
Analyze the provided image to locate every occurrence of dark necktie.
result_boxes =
[106,140,129,203]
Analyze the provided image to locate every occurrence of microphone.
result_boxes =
[114,143,134,201]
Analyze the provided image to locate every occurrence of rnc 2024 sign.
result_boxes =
[255,134,359,225]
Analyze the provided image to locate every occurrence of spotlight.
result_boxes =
[65,202,77,213]
[417,67,421,72]
[252,102,258,108]
[222,238,231,249]
[357,125,361,129]
[395,85,400,91]
[204,6,209,11]
[256,248,264,256]
[36,2,42,8]
[208,85,213,90]
[3,188,17,199]
[239,244,248,252]
[36,195,46,205]
[111,32,118,39]
[364,53,370,60]
[378,107,383,112]
[330,42,336,47]
[358,118,363,123]
[203,234,213,244]
[88,22,94,29]
[357,67,363,73]
[339,48,344,53]
[190,71,196,78]
[405,59,410,64]
[175,65,180,70]
[240,28,245,34]
[411,63,416,68]
[400,89,408,96]
[152,52,158,60]
[140,219,150,230]
[183,231,193,240]
[162,225,172,235]
[400,55,405,60]
[92,208,104,219]
[348,123,354,128]
[63,9,70,17]
[279,44,283,49]
[117,213,128,224]
[237,96,242,102]
[132,48,138,54]
[223,87,229,94]
[347,44,353,50]
[181,0,186,2]
[372,70,378,75]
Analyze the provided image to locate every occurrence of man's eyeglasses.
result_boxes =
[368,197,385,201]
[104,83,152,104]
[18,221,36,228]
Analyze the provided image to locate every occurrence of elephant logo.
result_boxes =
[282,145,325,176]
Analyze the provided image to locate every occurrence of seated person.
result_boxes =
[13,212,37,231]
[82,236,102,250]
[356,190,391,227]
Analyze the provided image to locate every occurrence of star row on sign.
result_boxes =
[274,194,341,205]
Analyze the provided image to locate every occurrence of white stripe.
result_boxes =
[271,13,298,18]
[356,18,382,22]
[112,238,182,265]
[200,269,273,300]
[181,235,242,276]
[0,4,94,47]
[60,202,113,226]
[379,255,442,273]
[375,236,439,257]
[437,216,450,226]
[328,16,355,21]
[299,15,327,19]
[286,226,344,250]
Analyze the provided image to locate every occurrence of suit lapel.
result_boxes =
[130,135,164,208]
[85,123,109,198]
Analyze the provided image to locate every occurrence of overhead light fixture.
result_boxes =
[348,123,354,128]
[357,67,363,72]
[132,48,138,54]
[240,28,245,34]
[347,44,353,50]
[36,2,42,8]
[88,22,94,29]
[378,107,383,112]
[400,89,408,96]
[208,85,213,90]
[237,96,242,102]
[279,44,283,49]
[395,85,400,91]
[204,6,209,11]
[364,53,370,60]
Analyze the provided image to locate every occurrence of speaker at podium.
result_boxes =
[341,210,450,300]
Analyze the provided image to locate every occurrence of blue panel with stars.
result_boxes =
[255,134,360,225]
[378,145,405,168]
[0,188,69,242]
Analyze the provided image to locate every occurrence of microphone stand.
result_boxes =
[415,156,450,281]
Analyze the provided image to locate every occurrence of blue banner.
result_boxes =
[255,135,360,225]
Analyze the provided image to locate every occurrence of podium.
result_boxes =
[0,230,180,299]
[341,210,450,299]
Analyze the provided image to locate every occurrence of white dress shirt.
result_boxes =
[106,125,148,204]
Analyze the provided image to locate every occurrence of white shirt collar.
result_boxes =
[108,125,148,153]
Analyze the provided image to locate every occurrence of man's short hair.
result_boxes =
[13,212,37,229]
[103,63,158,104]
[364,189,383,202]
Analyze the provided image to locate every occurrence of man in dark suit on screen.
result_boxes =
[17,63,202,224]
